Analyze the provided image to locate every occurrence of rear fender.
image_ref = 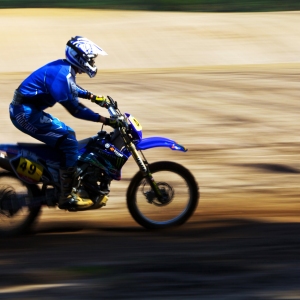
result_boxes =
[0,150,52,184]
[135,136,187,152]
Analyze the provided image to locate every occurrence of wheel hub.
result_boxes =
[143,181,174,206]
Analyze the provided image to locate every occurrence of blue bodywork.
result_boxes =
[0,138,91,163]
[135,136,187,152]
[0,134,187,184]
[0,135,186,163]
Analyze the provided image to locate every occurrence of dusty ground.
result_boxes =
[0,8,300,299]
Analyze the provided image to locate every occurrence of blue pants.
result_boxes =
[9,104,78,168]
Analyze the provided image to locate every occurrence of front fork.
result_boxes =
[128,141,162,200]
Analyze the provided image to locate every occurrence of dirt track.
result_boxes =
[0,9,300,299]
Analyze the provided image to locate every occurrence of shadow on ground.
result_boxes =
[0,218,299,299]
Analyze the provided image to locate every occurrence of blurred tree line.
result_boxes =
[1,0,300,12]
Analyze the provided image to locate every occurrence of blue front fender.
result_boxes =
[135,136,187,152]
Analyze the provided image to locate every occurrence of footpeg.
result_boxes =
[99,195,109,206]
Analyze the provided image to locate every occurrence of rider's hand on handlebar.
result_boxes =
[104,117,122,129]
[90,94,110,108]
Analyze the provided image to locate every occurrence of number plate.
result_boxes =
[128,115,142,131]
[16,157,44,182]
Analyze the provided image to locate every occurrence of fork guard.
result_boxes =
[135,136,187,152]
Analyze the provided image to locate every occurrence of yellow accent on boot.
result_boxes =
[99,195,109,206]
[75,197,93,206]
[71,189,93,207]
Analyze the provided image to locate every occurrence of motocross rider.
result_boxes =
[9,36,117,209]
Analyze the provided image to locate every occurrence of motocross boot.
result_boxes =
[58,167,93,209]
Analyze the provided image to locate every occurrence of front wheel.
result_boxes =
[0,172,42,237]
[127,161,199,229]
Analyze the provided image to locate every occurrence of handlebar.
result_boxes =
[106,95,118,117]
[106,95,129,130]
[107,95,117,109]
[107,105,118,117]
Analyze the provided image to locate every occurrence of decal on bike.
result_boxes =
[128,115,142,130]
[16,157,44,182]
[105,143,124,158]
[126,114,142,139]
[171,143,188,152]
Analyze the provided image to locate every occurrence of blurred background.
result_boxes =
[0,1,300,299]
[1,0,300,11]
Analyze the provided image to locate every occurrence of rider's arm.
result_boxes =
[76,84,92,99]
[60,101,112,126]
[60,100,102,122]
[50,68,108,123]
[53,70,105,122]
[76,84,108,107]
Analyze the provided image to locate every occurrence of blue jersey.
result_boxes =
[18,59,100,122]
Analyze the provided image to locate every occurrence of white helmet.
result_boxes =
[65,36,107,78]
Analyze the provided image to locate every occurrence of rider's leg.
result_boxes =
[56,131,92,208]
[9,104,91,207]
[58,166,77,207]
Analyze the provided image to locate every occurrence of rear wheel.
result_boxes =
[0,172,41,237]
[127,161,199,229]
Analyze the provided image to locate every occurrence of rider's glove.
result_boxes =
[90,94,110,108]
[104,117,122,129]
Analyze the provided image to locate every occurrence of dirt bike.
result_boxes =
[0,96,199,236]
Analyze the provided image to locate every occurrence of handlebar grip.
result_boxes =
[107,95,118,109]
